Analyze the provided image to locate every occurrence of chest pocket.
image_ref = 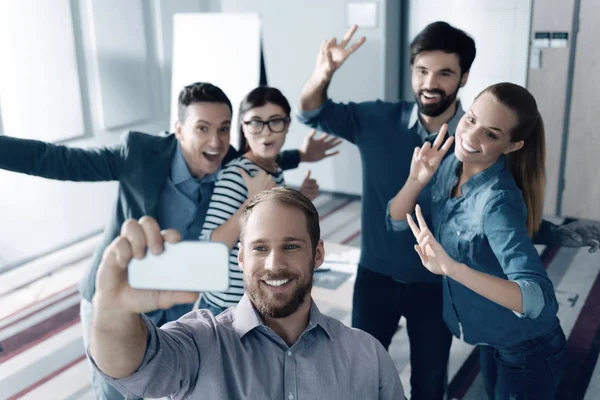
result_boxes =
[432,189,446,210]
[453,228,477,262]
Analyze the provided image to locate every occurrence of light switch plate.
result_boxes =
[346,2,378,28]
[530,48,542,69]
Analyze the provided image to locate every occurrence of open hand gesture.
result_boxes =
[300,129,342,162]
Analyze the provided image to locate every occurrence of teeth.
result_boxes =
[205,151,219,156]
[461,141,478,153]
[423,92,440,99]
[264,279,290,287]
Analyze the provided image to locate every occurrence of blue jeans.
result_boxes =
[351,267,452,400]
[479,325,567,399]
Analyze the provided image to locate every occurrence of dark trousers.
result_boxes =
[352,267,452,400]
[479,325,567,399]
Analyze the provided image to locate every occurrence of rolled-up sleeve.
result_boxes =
[385,184,433,234]
[513,279,545,319]
[483,192,558,320]
[386,199,410,232]
[296,103,326,121]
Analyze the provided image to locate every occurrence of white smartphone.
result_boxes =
[128,241,230,292]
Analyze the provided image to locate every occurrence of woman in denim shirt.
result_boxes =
[387,83,566,399]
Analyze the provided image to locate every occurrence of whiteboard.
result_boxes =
[170,13,262,148]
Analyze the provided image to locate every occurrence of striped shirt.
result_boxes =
[199,157,285,309]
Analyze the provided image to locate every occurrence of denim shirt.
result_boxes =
[387,154,560,347]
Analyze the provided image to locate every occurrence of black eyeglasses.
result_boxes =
[243,117,290,135]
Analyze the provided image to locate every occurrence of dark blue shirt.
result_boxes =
[297,99,463,283]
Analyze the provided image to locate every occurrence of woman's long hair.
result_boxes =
[481,83,546,236]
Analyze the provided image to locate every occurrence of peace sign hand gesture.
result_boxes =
[406,204,459,277]
[409,124,454,186]
[316,25,366,81]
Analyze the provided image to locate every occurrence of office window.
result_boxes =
[88,0,152,130]
[0,0,85,142]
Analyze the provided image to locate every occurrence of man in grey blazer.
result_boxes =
[0,82,340,399]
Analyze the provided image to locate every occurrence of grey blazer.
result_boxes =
[0,131,300,301]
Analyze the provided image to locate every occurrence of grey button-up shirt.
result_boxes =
[90,295,405,399]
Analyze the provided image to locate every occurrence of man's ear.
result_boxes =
[174,120,183,141]
[460,71,470,88]
[237,244,244,271]
[504,140,524,154]
[312,240,325,271]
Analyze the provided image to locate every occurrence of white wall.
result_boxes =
[220,0,401,195]
[0,0,207,268]
[0,0,400,267]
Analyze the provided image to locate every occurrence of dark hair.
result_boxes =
[480,83,546,236]
[177,82,232,123]
[237,86,291,153]
[410,21,476,74]
[239,187,320,254]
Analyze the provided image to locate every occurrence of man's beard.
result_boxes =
[415,84,460,117]
[246,268,314,319]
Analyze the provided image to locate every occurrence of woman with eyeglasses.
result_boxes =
[198,86,321,315]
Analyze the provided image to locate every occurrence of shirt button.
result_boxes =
[456,231,461,236]
[288,394,294,400]
[287,351,292,356]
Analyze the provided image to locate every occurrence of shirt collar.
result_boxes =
[408,101,465,136]
[232,294,333,340]
[456,154,507,198]
[170,144,218,185]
